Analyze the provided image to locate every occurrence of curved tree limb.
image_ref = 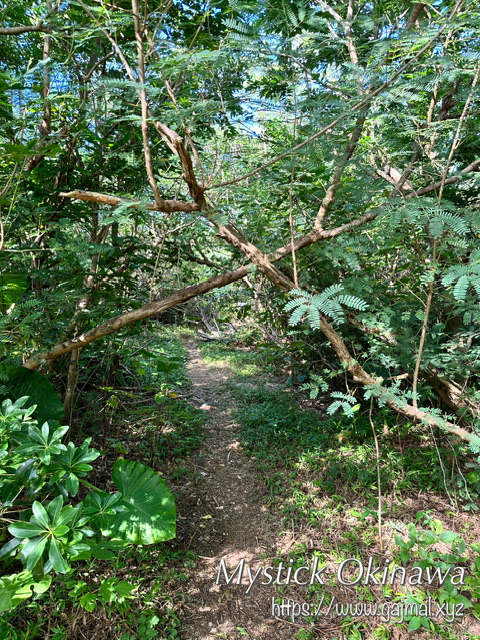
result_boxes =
[22,265,251,369]
[318,316,479,445]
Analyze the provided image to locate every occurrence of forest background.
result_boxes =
[1,0,480,637]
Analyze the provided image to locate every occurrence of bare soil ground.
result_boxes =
[174,341,296,640]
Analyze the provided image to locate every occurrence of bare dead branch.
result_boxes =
[405,158,480,198]
[22,265,251,369]
[437,63,480,202]
[24,6,52,173]
[151,121,206,204]
[77,0,137,82]
[59,190,201,213]
[405,3,427,30]
[317,313,479,445]
[314,111,368,232]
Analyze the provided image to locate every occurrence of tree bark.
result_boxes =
[59,190,201,213]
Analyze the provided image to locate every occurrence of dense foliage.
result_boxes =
[1,0,480,634]
[0,0,479,440]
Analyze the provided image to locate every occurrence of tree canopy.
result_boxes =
[1,0,480,442]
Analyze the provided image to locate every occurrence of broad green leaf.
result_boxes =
[46,495,64,524]
[0,364,64,424]
[89,544,115,560]
[39,449,51,465]
[107,459,176,544]
[27,425,48,444]
[0,537,21,561]
[51,425,69,444]
[32,502,50,529]
[8,522,46,538]
[408,617,422,631]
[48,539,69,574]
[439,531,458,543]
[0,571,51,612]
[52,525,69,537]
[65,473,79,496]
[22,536,48,571]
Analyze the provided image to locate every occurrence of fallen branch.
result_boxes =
[318,315,479,445]
[405,158,480,198]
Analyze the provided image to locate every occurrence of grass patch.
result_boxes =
[197,341,263,376]
[0,544,194,640]
[111,397,206,473]
[232,384,473,518]
[224,360,480,639]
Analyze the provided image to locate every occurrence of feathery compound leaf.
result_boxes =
[336,295,369,311]
[284,286,368,328]
[453,275,471,302]
[442,251,480,301]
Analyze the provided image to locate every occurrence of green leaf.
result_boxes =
[32,502,51,529]
[99,578,136,602]
[0,364,64,424]
[80,592,97,612]
[107,459,176,544]
[439,531,458,543]
[8,522,46,538]
[39,449,51,465]
[408,617,422,631]
[27,424,47,444]
[46,495,64,524]
[22,536,48,571]
[88,544,115,560]
[65,473,80,496]
[87,539,130,561]
[113,580,136,596]
[52,525,69,537]
[51,425,69,444]
[0,571,51,612]
[48,539,69,574]
[0,537,22,561]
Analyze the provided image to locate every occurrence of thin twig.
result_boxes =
[132,0,164,206]
[437,61,480,202]
[369,400,383,552]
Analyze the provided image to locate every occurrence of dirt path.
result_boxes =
[175,341,294,640]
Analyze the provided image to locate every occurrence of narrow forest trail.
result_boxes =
[175,341,295,640]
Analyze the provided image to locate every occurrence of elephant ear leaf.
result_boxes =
[108,459,176,544]
[0,363,64,424]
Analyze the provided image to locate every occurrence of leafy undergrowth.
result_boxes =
[209,344,480,640]
[0,331,206,640]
